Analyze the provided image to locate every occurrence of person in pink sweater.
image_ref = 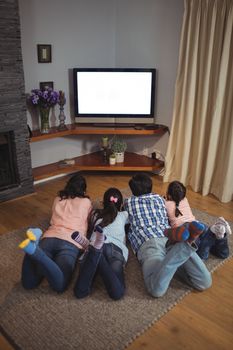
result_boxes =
[164,181,231,259]
[18,173,92,293]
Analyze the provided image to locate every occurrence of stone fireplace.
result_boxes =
[0,0,34,202]
[0,131,18,190]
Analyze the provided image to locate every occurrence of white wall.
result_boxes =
[18,0,183,168]
[115,0,183,155]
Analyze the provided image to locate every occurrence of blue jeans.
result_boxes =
[74,243,125,300]
[196,229,229,260]
[21,238,81,293]
[137,237,212,297]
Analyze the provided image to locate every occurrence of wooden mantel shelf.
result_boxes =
[30,123,168,142]
[31,123,168,180]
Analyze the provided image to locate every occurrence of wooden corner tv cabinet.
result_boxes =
[31,123,168,181]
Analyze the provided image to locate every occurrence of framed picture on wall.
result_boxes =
[37,44,52,63]
[39,81,54,90]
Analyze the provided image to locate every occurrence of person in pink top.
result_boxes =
[164,181,231,260]
[164,181,206,243]
[18,173,92,293]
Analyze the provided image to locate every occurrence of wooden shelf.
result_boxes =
[30,123,168,142]
[31,123,168,180]
[33,152,164,180]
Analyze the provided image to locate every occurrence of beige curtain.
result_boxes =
[164,0,233,203]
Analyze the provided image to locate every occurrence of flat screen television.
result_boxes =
[73,68,156,125]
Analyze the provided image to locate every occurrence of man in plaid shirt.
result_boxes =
[124,173,212,297]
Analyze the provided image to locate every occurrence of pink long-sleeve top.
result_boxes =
[42,196,92,249]
[165,198,195,228]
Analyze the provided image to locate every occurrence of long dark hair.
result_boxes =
[166,181,186,217]
[88,187,123,236]
[58,173,88,200]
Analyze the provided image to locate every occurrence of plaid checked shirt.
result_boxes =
[124,193,170,253]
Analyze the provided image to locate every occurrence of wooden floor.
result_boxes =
[0,172,233,350]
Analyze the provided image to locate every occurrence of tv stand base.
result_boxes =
[33,151,164,181]
[31,123,168,180]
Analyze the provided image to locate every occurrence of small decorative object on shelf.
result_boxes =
[110,136,127,163]
[58,90,67,130]
[102,136,109,148]
[101,136,109,164]
[58,158,75,168]
[27,86,59,134]
[102,147,108,164]
[109,153,116,165]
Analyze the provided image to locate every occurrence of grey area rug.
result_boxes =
[0,209,232,350]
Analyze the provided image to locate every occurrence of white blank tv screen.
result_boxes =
[75,70,155,116]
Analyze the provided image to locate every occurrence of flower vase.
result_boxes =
[58,106,67,130]
[40,107,50,133]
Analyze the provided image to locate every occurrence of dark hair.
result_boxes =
[58,174,87,200]
[88,187,123,236]
[167,181,186,217]
[129,173,152,196]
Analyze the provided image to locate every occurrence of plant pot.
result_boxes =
[115,152,124,163]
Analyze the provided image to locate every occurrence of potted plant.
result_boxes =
[110,136,127,163]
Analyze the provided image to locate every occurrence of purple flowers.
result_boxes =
[28,87,59,108]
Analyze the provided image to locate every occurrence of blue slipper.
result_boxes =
[19,238,36,255]
[26,228,42,244]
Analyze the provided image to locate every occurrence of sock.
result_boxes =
[26,228,43,244]
[211,217,232,237]
[188,221,206,241]
[71,231,89,249]
[18,238,36,255]
[91,225,105,250]
[164,226,190,242]
[219,217,232,235]
[210,224,225,239]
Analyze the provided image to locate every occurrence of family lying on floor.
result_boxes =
[18,173,232,300]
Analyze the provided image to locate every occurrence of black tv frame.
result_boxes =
[73,68,156,125]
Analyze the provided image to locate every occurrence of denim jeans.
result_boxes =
[137,237,212,297]
[74,243,125,300]
[21,237,81,293]
[196,229,229,260]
